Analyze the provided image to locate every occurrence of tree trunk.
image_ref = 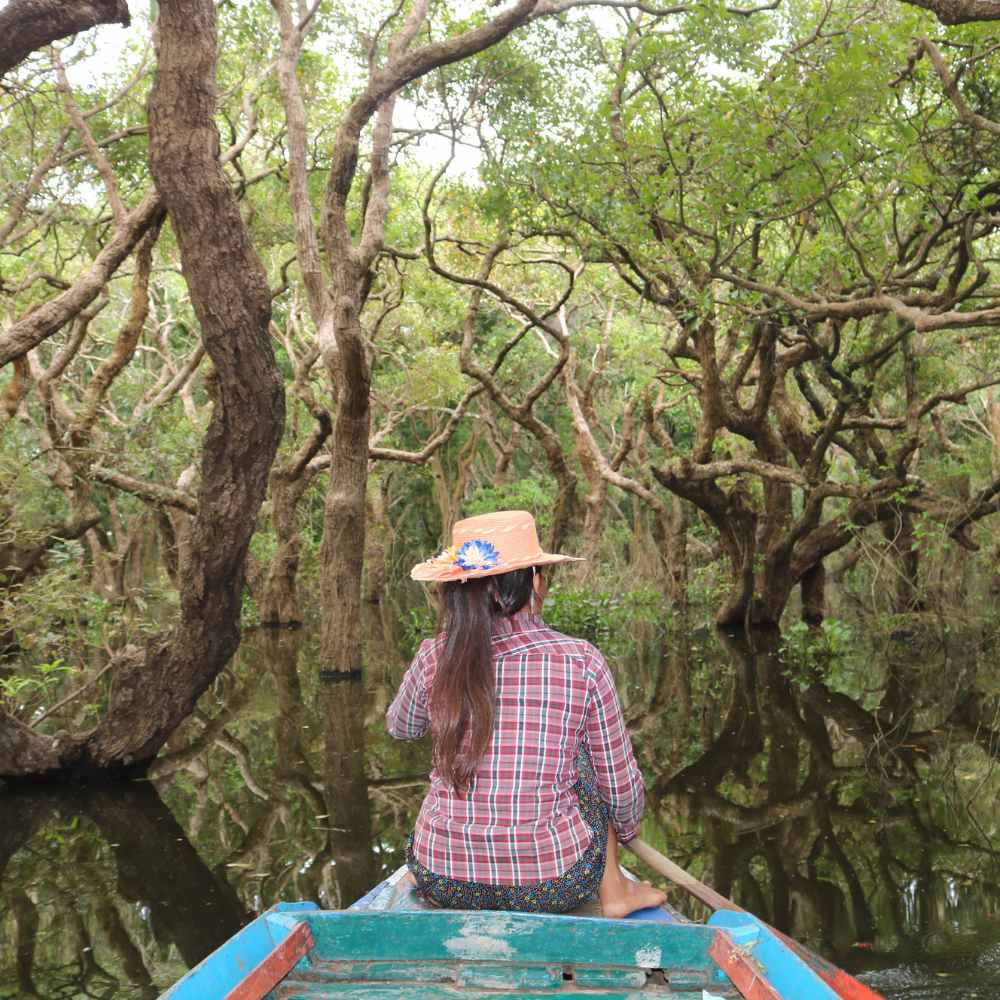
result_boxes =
[706,491,760,628]
[318,284,371,677]
[429,451,458,535]
[666,496,689,605]
[648,495,689,606]
[546,450,577,553]
[259,474,311,626]
[573,413,608,563]
[259,411,330,626]
[312,0,556,687]
[0,0,284,780]
[364,476,392,605]
[880,509,924,613]
[799,562,826,625]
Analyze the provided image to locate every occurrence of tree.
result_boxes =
[9,0,1000,789]
[270,0,650,677]
[0,0,285,780]
[475,0,1000,624]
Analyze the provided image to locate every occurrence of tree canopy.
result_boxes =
[3,0,1000,778]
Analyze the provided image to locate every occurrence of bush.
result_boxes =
[543,585,665,660]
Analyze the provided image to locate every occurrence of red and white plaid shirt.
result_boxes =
[386,612,645,884]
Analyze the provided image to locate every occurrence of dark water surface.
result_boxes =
[2,604,999,999]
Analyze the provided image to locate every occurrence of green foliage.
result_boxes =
[6,0,1000,744]
[398,584,666,666]
[8,10,1000,991]
[0,659,73,717]
[401,604,438,659]
[543,585,664,661]
[378,344,465,408]
[464,479,556,534]
[779,619,855,674]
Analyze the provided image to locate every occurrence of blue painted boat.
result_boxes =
[161,864,885,999]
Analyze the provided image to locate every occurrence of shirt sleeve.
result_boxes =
[386,640,432,740]
[584,646,645,843]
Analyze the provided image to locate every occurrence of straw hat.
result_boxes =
[411,510,582,583]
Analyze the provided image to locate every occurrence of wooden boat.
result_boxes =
[162,848,885,1000]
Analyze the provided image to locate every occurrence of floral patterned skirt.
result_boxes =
[407,753,608,914]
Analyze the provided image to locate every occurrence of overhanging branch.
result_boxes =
[0,0,131,79]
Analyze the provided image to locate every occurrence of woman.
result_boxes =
[387,510,665,917]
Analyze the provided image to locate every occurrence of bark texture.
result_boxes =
[0,0,130,79]
[898,0,1000,22]
[0,0,285,781]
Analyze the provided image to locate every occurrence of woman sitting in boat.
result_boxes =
[387,510,666,918]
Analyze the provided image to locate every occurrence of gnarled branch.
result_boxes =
[0,0,130,79]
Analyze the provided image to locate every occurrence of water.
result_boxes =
[2,606,999,998]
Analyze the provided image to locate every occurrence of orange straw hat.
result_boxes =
[411,510,582,583]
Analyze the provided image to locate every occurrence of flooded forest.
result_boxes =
[3,0,1000,997]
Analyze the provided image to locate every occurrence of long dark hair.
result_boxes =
[432,567,536,792]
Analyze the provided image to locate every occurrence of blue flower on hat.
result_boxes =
[455,539,500,572]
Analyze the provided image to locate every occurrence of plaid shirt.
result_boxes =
[386,612,645,884]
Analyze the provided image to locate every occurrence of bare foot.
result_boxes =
[600,877,667,919]
[599,827,667,918]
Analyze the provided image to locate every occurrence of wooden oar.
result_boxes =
[626,838,884,1000]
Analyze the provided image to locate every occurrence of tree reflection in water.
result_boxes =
[1,613,999,998]
[628,626,1000,985]
[0,785,246,999]
[320,668,376,908]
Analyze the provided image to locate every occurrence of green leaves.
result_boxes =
[780,618,855,678]
[543,584,664,662]
[0,659,73,717]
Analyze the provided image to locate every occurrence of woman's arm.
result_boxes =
[386,640,432,740]
[584,648,645,843]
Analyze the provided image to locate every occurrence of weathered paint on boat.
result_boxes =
[762,923,883,1000]
[159,867,883,999]
[162,901,316,1000]
[709,911,838,1000]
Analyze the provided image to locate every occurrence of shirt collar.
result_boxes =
[490,611,545,637]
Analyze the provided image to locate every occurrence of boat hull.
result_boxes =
[160,867,875,999]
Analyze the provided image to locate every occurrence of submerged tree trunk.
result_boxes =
[318,299,371,675]
[313,0,551,679]
[0,0,284,781]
